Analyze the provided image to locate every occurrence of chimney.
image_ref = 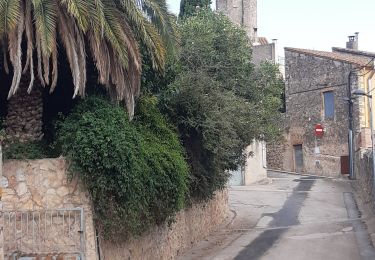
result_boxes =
[271,39,277,64]
[346,32,359,50]
[253,27,258,39]
[252,27,258,45]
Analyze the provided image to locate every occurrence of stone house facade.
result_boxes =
[267,36,375,177]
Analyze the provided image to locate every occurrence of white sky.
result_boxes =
[166,0,375,58]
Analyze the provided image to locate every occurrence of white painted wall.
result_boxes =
[244,140,267,185]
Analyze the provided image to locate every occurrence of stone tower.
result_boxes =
[216,0,257,42]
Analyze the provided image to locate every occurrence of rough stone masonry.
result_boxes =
[0,158,229,260]
[267,48,365,177]
[216,0,257,41]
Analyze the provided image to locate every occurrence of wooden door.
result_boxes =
[341,156,349,175]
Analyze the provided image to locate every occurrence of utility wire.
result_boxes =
[288,83,347,96]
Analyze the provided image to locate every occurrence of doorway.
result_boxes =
[294,144,304,172]
[340,156,349,175]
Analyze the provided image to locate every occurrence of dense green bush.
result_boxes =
[162,10,284,200]
[56,96,188,239]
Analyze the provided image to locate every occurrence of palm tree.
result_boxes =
[0,0,177,142]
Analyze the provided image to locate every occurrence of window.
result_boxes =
[323,91,334,119]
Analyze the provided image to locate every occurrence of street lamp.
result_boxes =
[352,89,375,191]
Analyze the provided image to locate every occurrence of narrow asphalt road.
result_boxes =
[178,171,375,260]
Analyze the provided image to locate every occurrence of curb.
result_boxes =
[268,169,348,180]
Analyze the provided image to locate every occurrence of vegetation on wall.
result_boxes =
[162,10,284,200]
[56,95,189,239]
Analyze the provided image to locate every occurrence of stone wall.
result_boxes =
[0,158,229,260]
[354,149,374,206]
[267,140,287,170]
[0,158,98,260]
[252,43,275,66]
[100,189,228,260]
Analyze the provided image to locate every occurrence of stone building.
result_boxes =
[267,35,375,177]
[216,0,276,66]
[216,0,257,41]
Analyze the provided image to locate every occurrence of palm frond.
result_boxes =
[0,0,20,35]
[32,0,58,56]
[60,0,90,31]
[1,0,177,119]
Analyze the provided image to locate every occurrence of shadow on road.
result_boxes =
[234,177,316,259]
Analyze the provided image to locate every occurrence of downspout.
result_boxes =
[367,70,375,195]
[367,70,375,127]
[348,70,355,179]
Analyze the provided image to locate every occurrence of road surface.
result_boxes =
[178,171,375,260]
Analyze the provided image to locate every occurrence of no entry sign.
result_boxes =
[314,124,324,137]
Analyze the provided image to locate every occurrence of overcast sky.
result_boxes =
[166,0,375,58]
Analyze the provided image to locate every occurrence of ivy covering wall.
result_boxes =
[56,96,189,239]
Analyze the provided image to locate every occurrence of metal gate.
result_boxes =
[229,167,244,186]
[2,208,85,259]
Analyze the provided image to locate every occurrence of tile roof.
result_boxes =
[285,47,374,67]
[332,47,375,58]
[257,37,269,45]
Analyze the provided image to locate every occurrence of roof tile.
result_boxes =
[285,47,373,67]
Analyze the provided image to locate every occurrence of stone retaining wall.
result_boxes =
[0,158,98,260]
[100,189,228,260]
[354,150,374,208]
[0,158,229,260]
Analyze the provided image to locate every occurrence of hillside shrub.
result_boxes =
[56,96,188,239]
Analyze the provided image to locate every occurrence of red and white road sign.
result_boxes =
[314,124,324,138]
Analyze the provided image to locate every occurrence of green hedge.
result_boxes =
[56,96,188,239]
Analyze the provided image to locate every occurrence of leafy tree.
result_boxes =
[0,0,177,142]
[163,10,283,200]
[179,0,211,19]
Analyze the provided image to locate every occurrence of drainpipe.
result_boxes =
[367,71,375,194]
[348,71,355,179]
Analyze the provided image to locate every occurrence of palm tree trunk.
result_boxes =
[4,77,43,143]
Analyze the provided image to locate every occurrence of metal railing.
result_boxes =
[2,208,85,259]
